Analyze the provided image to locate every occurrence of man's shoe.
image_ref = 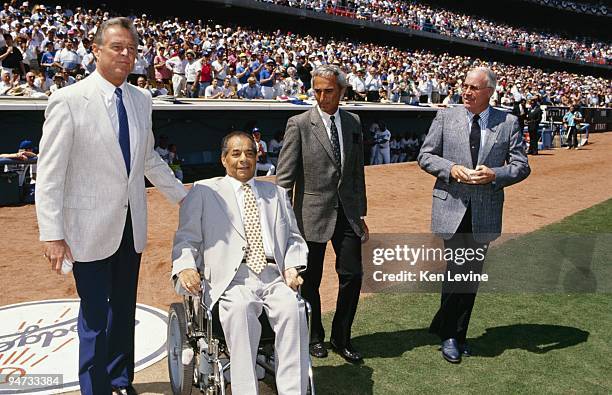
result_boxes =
[330,339,363,364]
[459,342,471,357]
[112,385,137,395]
[309,342,328,358]
[441,338,461,363]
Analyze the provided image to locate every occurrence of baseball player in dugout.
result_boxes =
[276,64,369,364]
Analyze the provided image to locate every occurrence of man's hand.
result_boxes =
[450,165,473,183]
[469,165,496,184]
[361,219,369,244]
[43,240,73,275]
[178,268,201,295]
[284,267,303,291]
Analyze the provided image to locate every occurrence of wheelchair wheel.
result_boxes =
[168,302,195,395]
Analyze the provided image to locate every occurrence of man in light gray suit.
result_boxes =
[36,18,187,395]
[418,67,530,364]
[276,65,368,364]
[172,131,310,394]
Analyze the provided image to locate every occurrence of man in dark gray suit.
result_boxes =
[418,67,530,363]
[276,65,368,364]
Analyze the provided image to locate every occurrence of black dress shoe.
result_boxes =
[309,342,328,358]
[112,385,138,395]
[459,342,471,357]
[441,338,461,363]
[330,339,363,364]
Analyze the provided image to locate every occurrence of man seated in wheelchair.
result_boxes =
[171,131,310,394]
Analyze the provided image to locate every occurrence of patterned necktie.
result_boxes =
[329,115,341,167]
[115,87,131,175]
[241,183,267,274]
[470,113,481,169]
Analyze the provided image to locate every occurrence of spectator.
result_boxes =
[259,59,276,99]
[39,41,57,78]
[220,76,235,99]
[238,76,264,99]
[49,72,66,94]
[204,77,223,99]
[128,48,149,85]
[166,48,187,97]
[0,69,16,94]
[151,78,169,97]
[179,50,197,98]
[196,51,213,97]
[0,33,25,77]
[153,44,172,89]
[54,39,81,75]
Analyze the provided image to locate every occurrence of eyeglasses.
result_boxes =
[462,84,490,92]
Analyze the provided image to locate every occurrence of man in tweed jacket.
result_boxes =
[418,67,530,363]
[276,65,368,364]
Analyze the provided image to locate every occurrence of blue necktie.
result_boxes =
[115,87,130,175]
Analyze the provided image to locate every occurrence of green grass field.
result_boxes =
[312,199,612,394]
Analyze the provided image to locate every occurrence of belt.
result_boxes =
[241,257,276,264]
[174,73,185,76]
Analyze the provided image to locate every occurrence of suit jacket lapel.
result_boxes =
[212,177,246,240]
[339,109,354,176]
[450,109,473,168]
[124,84,141,180]
[478,109,501,165]
[83,81,128,180]
[310,108,340,169]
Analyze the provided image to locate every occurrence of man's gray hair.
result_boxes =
[311,64,349,89]
[93,17,138,47]
[470,67,497,89]
[221,131,258,157]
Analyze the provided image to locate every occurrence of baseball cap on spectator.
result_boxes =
[252,128,261,134]
[19,140,34,150]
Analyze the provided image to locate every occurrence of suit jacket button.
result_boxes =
[124,205,128,208]
[242,246,246,251]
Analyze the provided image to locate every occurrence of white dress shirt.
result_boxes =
[92,71,138,165]
[316,105,344,166]
[226,175,274,259]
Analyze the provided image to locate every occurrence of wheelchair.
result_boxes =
[167,288,316,394]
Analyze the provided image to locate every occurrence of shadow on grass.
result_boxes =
[313,364,375,395]
[470,323,590,357]
[349,324,589,359]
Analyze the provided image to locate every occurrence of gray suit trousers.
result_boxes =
[218,263,309,395]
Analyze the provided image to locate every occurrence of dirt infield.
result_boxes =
[1,133,611,394]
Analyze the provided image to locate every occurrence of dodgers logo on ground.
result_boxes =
[0,299,167,394]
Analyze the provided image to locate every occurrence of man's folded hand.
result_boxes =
[178,268,201,295]
[284,267,303,291]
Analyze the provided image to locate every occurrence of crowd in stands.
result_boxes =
[520,0,610,16]
[258,0,611,64]
[0,2,610,108]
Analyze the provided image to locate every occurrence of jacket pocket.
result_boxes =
[432,189,448,200]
